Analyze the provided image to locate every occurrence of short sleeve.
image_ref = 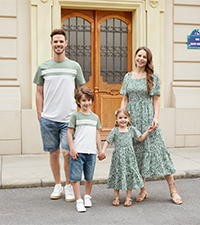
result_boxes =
[149,72,160,96]
[106,128,116,145]
[33,65,44,86]
[75,63,86,87]
[96,116,101,130]
[120,73,131,96]
[131,126,141,142]
[68,113,76,129]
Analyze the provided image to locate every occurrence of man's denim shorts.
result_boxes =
[70,153,96,182]
[39,117,70,152]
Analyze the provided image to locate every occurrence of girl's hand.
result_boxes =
[70,149,79,160]
[147,126,154,133]
[152,117,159,130]
[98,151,106,161]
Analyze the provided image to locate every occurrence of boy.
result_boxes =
[67,86,102,212]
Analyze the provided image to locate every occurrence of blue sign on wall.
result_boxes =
[187,29,200,49]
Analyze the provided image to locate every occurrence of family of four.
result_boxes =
[33,29,182,213]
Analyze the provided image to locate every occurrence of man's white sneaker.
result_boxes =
[64,184,75,202]
[76,199,86,212]
[50,184,64,200]
[84,194,92,207]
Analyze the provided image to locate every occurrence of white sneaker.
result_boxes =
[64,184,75,202]
[50,184,64,199]
[76,199,86,212]
[84,194,92,207]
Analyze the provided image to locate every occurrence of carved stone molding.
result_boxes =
[150,0,159,8]
[41,0,48,3]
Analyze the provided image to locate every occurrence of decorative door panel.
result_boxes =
[62,9,132,139]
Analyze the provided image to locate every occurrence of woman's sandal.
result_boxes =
[135,191,148,202]
[169,183,182,205]
[124,198,132,207]
[112,197,120,206]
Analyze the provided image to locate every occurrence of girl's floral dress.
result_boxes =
[107,126,144,191]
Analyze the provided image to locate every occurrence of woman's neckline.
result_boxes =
[130,71,146,79]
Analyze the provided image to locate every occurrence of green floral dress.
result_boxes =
[120,72,176,178]
[107,126,144,191]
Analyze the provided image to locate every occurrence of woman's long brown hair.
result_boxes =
[135,46,154,94]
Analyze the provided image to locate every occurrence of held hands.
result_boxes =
[70,148,79,160]
[147,126,154,133]
[98,151,106,161]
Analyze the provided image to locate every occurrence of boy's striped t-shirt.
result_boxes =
[68,111,101,154]
[33,58,85,122]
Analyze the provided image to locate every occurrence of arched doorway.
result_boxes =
[62,9,132,139]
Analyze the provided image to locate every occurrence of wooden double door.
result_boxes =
[62,9,132,139]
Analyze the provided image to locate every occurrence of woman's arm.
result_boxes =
[121,95,129,109]
[152,95,160,129]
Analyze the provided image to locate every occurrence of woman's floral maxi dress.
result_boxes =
[107,126,144,191]
[120,72,176,178]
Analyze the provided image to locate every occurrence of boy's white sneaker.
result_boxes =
[76,199,86,212]
[50,184,64,199]
[64,184,75,202]
[84,194,92,207]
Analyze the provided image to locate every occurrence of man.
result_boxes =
[33,28,85,201]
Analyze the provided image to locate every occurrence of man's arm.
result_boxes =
[36,85,43,120]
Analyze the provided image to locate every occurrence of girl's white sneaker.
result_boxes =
[76,199,86,212]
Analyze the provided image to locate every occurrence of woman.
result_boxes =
[120,46,182,205]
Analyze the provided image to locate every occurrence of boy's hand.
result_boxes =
[70,149,79,160]
[98,151,106,161]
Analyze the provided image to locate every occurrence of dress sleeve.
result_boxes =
[106,128,116,145]
[149,72,161,96]
[131,126,142,142]
[120,73,130,96]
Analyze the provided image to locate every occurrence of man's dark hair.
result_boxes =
[50,28,67,40]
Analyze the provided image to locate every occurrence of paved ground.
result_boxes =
[0,178,200,225]
[0,147,200,188]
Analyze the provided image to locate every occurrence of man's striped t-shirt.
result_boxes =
[33,58,85,122]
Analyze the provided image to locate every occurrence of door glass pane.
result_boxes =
[100,18,128,84]
[63,17,91,82]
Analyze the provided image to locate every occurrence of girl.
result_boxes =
[98,108,153,207]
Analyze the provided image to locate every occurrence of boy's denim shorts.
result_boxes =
[39,117,70,152]
[70,153,96,182]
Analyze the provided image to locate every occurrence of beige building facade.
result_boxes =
[0,0,200,155]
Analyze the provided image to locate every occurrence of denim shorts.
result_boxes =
[70,153,96,182]
[39,117,70,152]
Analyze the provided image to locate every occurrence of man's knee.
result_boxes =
[50,149,60,161]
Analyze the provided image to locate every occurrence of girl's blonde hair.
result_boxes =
[115,108,132,127]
